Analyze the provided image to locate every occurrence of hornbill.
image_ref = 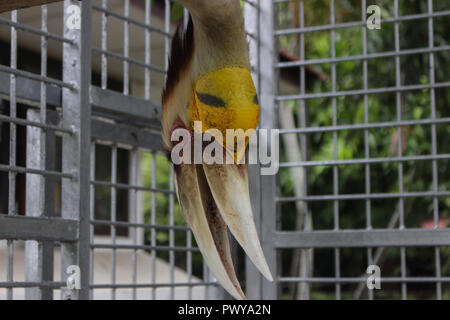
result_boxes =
[161,0,273,299]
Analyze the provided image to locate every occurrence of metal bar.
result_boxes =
[0,281,66,288]
[330,0,341,300]
[278,118,450,134]
[90,86,161,122]
[203,260,209,299]
[362,0,373,301]
[90,220,189,231]
[0,164,74,179]
[278,277,450,284]
[164,0,171,77]
[0,65,75,90]
[435,247,442,300]
[25,108,45,299]
[92,47,166,74]
[89,142,95,300]
[0,114,73,134]
[123,0,130,96]
[135,151,145,258]
[61,0,92,300]
[0,215,78,241]
[274,10,450,35]
[90,282,216,289]
[276,45,450,68]
[367,247,373,300]
[151,152,157,299]
[6,10,18,300]
[91,119,163,152]
[427,0,442,300]
[8,9,17,199]
[91,180,173,195]
[393,0,407,300]
[278,191,450,202]
[91,243,200,252]
[169,166,175,300]
[144,0,151,100]
[427,0,439,230]
[186,228,192,299]
[101,0,108,90]
[164,0,170,77]
[279,154,450,168]
[110,145,117,300]
[0,16,74,44]
[0,70,62,108]
[276,81,450,101]
[92,4,172,38]
[42,104,56,300]
[92,119,160,139]
[400,246,407,299]
[245,0,264,300]
[274,229,450,248]
[6,242,13,300]
[130,148,138,300]
[298,0,311,300]
[259,0,277,300]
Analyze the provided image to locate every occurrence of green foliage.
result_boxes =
[278,0,450,299]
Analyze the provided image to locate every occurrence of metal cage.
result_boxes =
[261,0,450,300]
[0,0,449,300]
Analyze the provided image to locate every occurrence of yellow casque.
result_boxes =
[189,67,260,162]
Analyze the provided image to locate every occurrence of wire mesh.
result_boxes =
[273,0,450,300]
[0,0,448,301]
[0,1,74,300]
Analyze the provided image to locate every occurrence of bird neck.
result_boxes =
[190,8,250,80]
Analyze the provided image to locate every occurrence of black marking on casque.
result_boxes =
[196,92,226,108]
[162,15,194,107]
[253,94,259,105]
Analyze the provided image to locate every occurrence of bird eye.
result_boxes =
[196,92,226,108]
[253,94,259,105]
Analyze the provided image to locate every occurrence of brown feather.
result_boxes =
[162,16,194,107]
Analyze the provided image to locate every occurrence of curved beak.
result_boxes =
[174,161,273,300]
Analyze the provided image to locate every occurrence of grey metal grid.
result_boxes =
[0,1,87,300]
[263,0,450,300]
[1,0,261,300]
[1,0,448,301]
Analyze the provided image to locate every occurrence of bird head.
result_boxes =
[161,0,273,299]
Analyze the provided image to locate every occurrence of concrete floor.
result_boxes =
[0,240,207,300]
